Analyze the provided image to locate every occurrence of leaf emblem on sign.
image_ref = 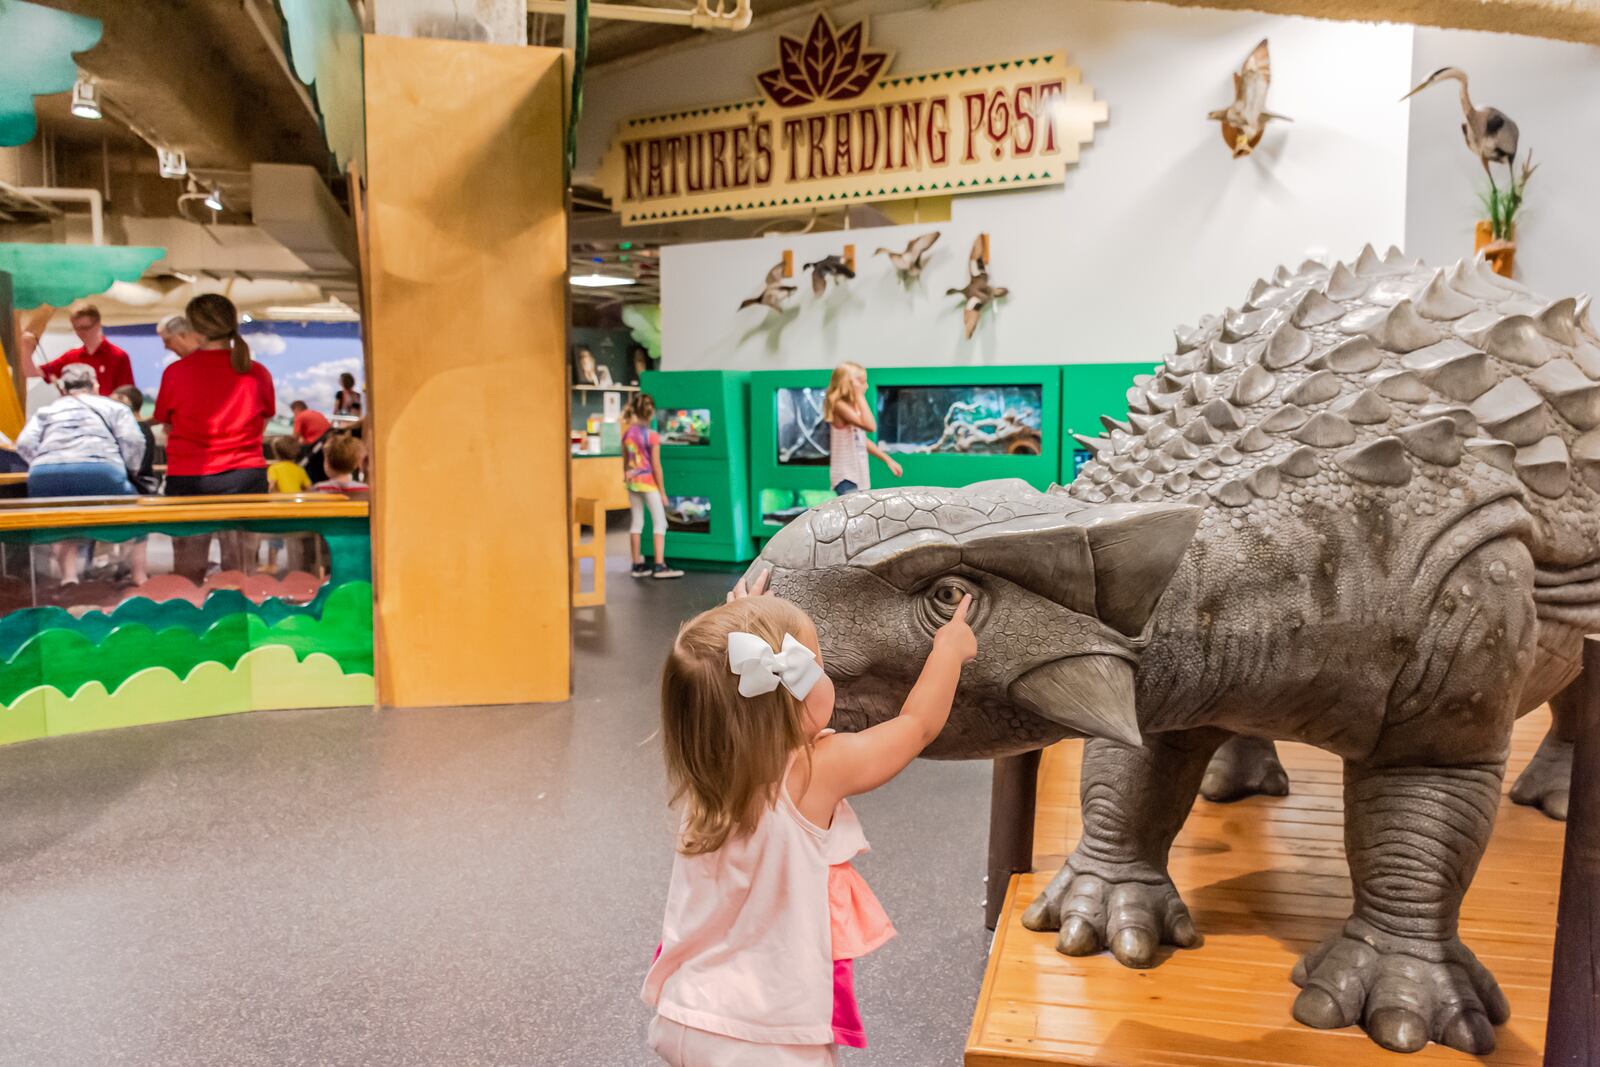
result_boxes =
[757,14,891,107]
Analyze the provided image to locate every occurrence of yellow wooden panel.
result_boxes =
[0,495,367,530]
[570,454,628,512]
[363,36,570,707]
[967,710,1559,1066]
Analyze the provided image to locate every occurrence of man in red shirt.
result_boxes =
[290,400,331,444]
[38,304,135,396]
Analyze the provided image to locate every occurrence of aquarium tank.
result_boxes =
[876,384,1044,455]
[758,487,836,529]
[776,387,830,466]
[660,408,712,446]
[665,496,712,534]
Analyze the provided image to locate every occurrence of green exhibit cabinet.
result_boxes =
[638,369,754,563]
[867,365,1061,492]
[748,369,844,542]
[1058,361,1159,483]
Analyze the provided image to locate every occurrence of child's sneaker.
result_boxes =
[652,564,684,579]
[630,562,651,578]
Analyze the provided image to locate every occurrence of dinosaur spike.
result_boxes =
[1101,415,1131,435]
[1397,417,1465,466]
[1366,299,1444,353]
[1470,377,1549,446]
[1415,269,1479,320]
[1272,264,1294,286]
[1185,373,1217,405]
[1230,364,1277,406]
[1475,256,1525,292]
[1201,398,1246,431]
[1148,390,1183,413]
[1115,468,1148,489]
[1174,324,1204,354]
[1515,435,1572,498]
[1162,435,1200,460]
[1472,315,1553,367]
[1447,259,1505,301]
[1336,436,1412,486]
[1382,245,1409,265]
[1299,258,1328,275]
[1127,387,1153,414]
[1211,478,1252,507]
[1368,370,1432,403]
[1111,430,1140,455]
[1537,298,1580,346]
[1182,418,1221,445]
[1574,430,1600,491]
[1205,339,1258,374]
[1127,412,1159,434]
[1420,404,1479,435]
[1353,244,1385,276]
[1164,351,1201,376]
[1285,370,1340,407]
[1577,295,1597,339]
[1291,290,1345,328]
[1244,278,1272,309]
[1529,359,1600,430]
[1235,425,1272,453]
[1318,337,1385,374]
[1182,491,1209,507]
[1216,445,1243,466]
[1090,464,1115,484]
[1222,307,1273,342]
[1132,484,1163,502]
[1146,421,1178,447]
[1575,342,1600,380]
[1245,465,1282,499]
[1130,442,1152,463]
[1464,437,1516,474]
[1402,342,1495,402]
[1260,404,1309,433]
[1497,297,1545,318]
[1164,471,1192,494]
[1332,389,1393,425]
[1074,434,1109,456]
[1193,459,1221,480]
[1279,446,1320,478]
[1293,412,1357,448]
[1325,262,1367,301]
[1261,323,1313,370]
[1143,446,1176,473]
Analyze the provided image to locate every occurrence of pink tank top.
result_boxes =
[828,421,870,490]
[642,748,893,1046]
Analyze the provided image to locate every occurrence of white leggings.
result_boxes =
[630,488,668,535]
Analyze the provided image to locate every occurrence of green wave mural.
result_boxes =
[0,0,102,147]
[0,244,164,310]
[275,0,364,172]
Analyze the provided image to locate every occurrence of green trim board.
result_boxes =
[639,370,754,563]
[1058,361,1158,485]
[0,512,373,748]
[0,0,102,147]
[639,369,748,463]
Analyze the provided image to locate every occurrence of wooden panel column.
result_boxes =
[363,36,570,706]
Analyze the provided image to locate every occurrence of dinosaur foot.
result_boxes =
[1020,858,1200,968]
[1291,919,1510,1054]
[1508,728,1571,821]
[1200,735,1289,803]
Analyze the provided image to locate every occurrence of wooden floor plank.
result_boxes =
[967,709,1561,1066]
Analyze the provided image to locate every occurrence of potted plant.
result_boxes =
[1475,153,1537,278]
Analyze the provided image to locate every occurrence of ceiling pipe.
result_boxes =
[527,0,753,31]
[18,186,104,245]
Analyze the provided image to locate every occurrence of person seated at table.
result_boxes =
[37,304,134,396]
[312,433,368,495]
[333,373,362,418]
[16,363,146,584]
[290,400,331,447]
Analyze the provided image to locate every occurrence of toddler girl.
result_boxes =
[643,572,976,1065]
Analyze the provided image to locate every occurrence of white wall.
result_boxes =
[1405,28,1600,303]
[583,0,1414,370]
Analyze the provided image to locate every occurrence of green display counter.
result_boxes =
[749,369,838,542]
[638,369,755,564]
[1059,361,1158,482]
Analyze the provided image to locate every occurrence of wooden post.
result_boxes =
[986,749,1041,931]
[1546,641,1600,1065]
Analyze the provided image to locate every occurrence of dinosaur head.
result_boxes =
[744,481,1199,758]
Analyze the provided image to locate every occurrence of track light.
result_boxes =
[158,147,187,179]
[70,77,101,120]
[203,182,223,212]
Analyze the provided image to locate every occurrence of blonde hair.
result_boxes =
[823,361,866,424]
[325,433,366,477]
[662,596,816,855]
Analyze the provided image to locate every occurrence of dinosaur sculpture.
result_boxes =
[746,246,1599,1055]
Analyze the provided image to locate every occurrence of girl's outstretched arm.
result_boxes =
[864,436,902,479]
[807,596,976,806]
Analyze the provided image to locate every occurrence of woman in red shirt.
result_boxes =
[153,294,275,496]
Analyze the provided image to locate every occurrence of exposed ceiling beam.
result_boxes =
[1127,0,1600,46]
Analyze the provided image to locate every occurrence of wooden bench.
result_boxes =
[571,496,609,608]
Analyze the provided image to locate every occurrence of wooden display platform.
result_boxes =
[968,710,1559,1066]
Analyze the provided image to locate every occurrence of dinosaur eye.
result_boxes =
[921,576,981,631]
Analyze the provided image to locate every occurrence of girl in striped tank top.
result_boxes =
[823,362,901,495]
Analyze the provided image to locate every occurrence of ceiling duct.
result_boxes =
[249,163,359,275]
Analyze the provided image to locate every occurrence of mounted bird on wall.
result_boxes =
[738,262,797,313]
[802,252,855,296]
[947,234,1008,340]
[1401,67,1519,186]
[876,231,941,281]
[1207,39,1290,158]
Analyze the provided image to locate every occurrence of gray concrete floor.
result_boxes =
[0,531,994,1066]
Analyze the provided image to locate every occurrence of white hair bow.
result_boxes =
[727,631,824,700]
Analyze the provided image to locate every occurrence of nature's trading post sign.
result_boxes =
[597,15,1107,224]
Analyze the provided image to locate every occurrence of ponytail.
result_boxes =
[185,292,253,375]
[229,331,252,374]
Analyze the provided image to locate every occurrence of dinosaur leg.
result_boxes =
[1022,727,1226,968]
[1200,734,1290,802]
[1509,680,1579,820]
[1292,536,1531,1054]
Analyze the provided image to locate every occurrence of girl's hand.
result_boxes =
[727,568,772,602]
[932,593,977,663]
[887,458,904,478]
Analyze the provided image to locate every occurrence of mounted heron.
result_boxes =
[1401,67,1520,187]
